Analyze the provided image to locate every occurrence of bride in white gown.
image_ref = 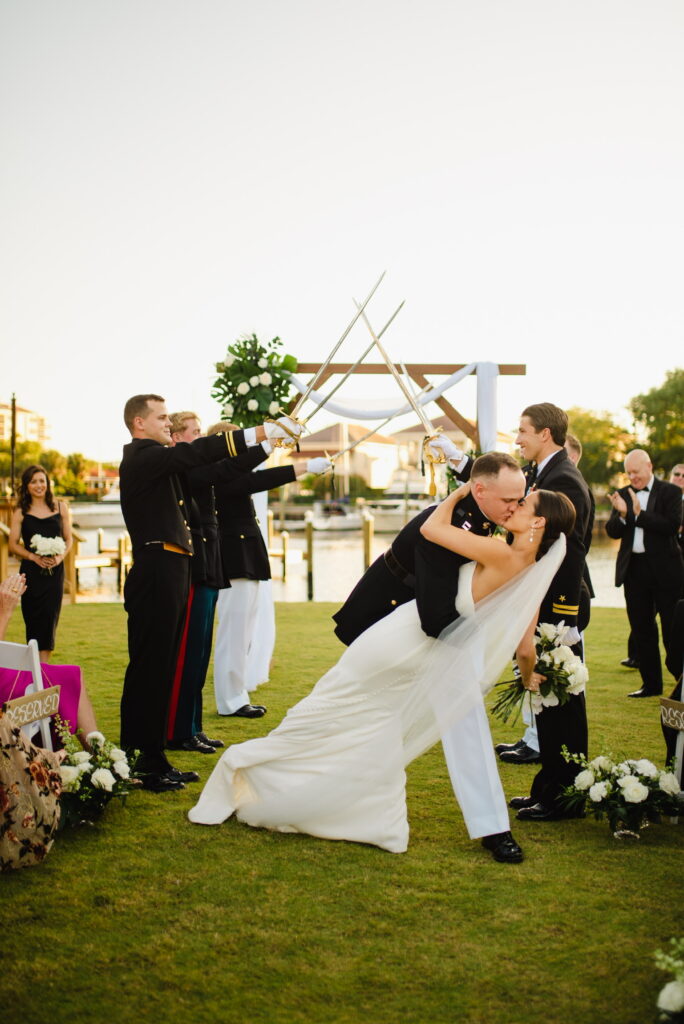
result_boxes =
[188,486,576,852]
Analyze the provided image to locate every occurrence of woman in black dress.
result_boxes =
[9,464,72,661]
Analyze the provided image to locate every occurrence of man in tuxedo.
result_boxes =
[670,464,684,555]
[119,394,303,792]
[334,451,527,863]
[606,449,684,698]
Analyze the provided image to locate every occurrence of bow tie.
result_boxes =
[636,486,650,493]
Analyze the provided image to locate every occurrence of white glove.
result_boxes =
[264,415,306,442]
[306,457,332,475]
[427,436,464,462]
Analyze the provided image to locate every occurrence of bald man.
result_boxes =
[606,449,684,698]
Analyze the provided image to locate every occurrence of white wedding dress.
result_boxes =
[188,540,565,852]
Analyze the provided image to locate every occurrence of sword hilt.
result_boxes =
[422,429,446,497]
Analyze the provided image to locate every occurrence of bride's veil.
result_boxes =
[400,535,567,765]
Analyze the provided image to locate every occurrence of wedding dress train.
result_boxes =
[188,541,565,852]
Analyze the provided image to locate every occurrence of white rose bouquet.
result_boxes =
[30,534,67,574]
[562,748,681,838]
[212,333,297,428]
[491,621,588,724]
[55,718,137,827]
[654,937,684,1022]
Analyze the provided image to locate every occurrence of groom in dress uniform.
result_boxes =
[119,394,301,792]
[333,451,527,863]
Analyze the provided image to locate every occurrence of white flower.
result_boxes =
[247,399,259,411]
[72,751,92,764]
[659,772,681,796]
[574,769,595,791]
[258,357,268,368]
[589,781,609,802]
[91,768,116,792]
[590,755,614,773]
[541,690,560,708]
[617,775,649,803]
[551,645,574,666]
[657,980,684,1013]
[113,760,130,779]
[268,401,280,416]
[109,747,127,763]
[530,692,544,715]
[259,372,272,386]
[224,352,235,367]
[59,765,81,787]
[567,661,589,693]
[615,762,633,776]
[222,404,234,419]
[30,534,66,557]
[539,652,553,666]
[538,623,561,642]
[86,731,105,747]
[249,375,260,387]
[632,758,658,779]
[237,381,250,395]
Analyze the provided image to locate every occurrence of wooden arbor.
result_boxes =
[294,363,526,449]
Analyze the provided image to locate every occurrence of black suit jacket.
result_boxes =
[605,477,684,587]
[333,493,493,645]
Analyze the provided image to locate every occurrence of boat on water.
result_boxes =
[311,500,363,531]
[69,501,126,530]
[363,496,434,533]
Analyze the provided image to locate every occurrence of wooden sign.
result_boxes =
[660,697,684,732]
[4,686,60,729]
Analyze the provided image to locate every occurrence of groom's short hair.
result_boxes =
[521,402,568,445]
[471,452,520,479]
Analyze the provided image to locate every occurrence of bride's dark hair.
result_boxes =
[533,490,576,560]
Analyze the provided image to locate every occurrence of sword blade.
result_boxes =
[304,301,405,424]
[290,271,386,418]
[330,384,432,460]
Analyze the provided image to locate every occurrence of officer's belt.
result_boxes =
[384,547,416,589]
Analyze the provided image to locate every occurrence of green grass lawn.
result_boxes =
[2,603,681,1024]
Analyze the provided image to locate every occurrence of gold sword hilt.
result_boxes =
[422,428,446,497]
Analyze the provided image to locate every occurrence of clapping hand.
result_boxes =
[0,573,27,614]
[608,491,628,517]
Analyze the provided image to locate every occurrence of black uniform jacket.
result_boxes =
[197,447,296,584]
[333,492,493,645]
[605,477,684,588]
[119,432,248,555]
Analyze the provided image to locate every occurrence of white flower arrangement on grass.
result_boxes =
[562,749,681,838]
[212,333,297,428]
[491,621,587,724]
[655,938,684,1022]
[55,719,136,826]
[30,534,66,574]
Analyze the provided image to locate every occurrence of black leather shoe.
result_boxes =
[508,795,535,810]
[481,831,524,863]
[627,688,662,698]
[516,802,585,822]
[166,767,200,784]
[220,704,267,718]
[495,738,525,755]
[620,657,639,668]
[499,743,541,765]
[140,773,186,793]
[195,731,224,748]
[167,735,216,754]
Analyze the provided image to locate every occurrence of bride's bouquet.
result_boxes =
[490,621,588,724]
[30,533,66,574]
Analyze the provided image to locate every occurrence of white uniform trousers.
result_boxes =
[214,580,261,715]
[441,700,510,839]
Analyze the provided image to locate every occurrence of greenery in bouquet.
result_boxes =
[654,938,684,1023]
[561,749,681,837]
[55,718,136,826]
[490,621,588,724]
[211,333,298,428]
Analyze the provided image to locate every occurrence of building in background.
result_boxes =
[0,401,51,445]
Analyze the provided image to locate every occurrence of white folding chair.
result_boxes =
[0,638,55,750]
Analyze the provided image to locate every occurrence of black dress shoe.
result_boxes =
[140,773,186,793]
[516,802,585,822]
[499,743,541,765]
[508,795,535,810]
[495,738,525,755]
[620,657,639,669]
[220,704,267,718]
[167,735,216,754]
[166,767,200,784]
[195,731,224,748]
[481,831,524,863]
[627,688,662,698]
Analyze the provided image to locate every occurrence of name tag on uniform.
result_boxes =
[461,521,472,531]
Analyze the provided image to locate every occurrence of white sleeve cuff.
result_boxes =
[261,439,273,455]
[244,427,257,447]
[450,455,469,473]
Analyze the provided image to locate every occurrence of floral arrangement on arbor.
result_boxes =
[56,720,135,826]
[211,333,298,429]
[562,751,681,839]
[491,621,588,724]
[655,937,684,1022]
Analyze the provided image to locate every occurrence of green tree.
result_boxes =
[67,452,88,478]
[628,368,684,470]
[566,408,634,487]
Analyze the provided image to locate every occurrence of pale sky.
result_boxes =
[1,0,682,462]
